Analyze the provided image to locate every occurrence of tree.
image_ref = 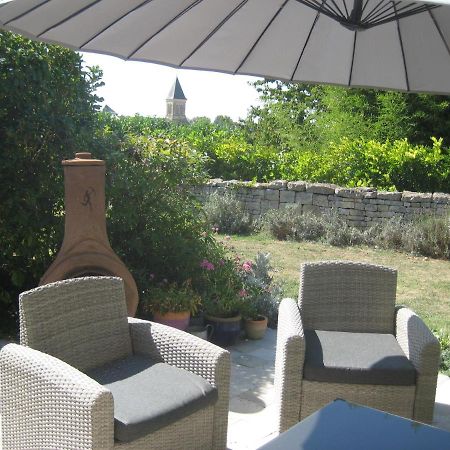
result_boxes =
[242,80,322,152]
[213,115,237,131]
[0,31,103,334]
[244,79,450,151]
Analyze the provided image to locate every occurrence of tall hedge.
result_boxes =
[281,137,450,192]
[0,32,102,334]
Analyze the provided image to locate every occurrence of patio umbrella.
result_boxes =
[0,0,450,93]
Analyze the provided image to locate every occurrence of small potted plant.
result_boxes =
[240,253,282,340]
[198,257,243,346]
[142,278,201,331]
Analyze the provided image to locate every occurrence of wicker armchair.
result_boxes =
[0,277,230,450]
[275,261,440,433]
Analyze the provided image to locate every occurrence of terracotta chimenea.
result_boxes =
[40,152,138,316]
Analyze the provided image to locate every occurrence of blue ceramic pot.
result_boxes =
[205,314,242,347]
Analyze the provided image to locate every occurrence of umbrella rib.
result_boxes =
[394,2,410,91]
[126,0,208,59]
[80,0,155,49]
[37,0,102,38]
[234,0,290,74]
[348,30,357,86]
[295,0,345,22]
[363,0,397,24]
[343,0,350,18]
[361,0,371,16]
[327,0,347,19]
[429,9,450,58]
[179,0,249,67]
[315,0,346,20]
[290,8,322,81]
[3,0,50,25]
[364,3,432,27]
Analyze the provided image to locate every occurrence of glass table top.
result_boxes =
[259,399,450,450]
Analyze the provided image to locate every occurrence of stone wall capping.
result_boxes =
[287,181,307,192]
[335,187,371,199]
[223,180,240,187]
[402,191,433,202]
[432,193,450,204]
[268,180,288,189]
[207,178,225,187]
[377,191,402,201]
[306,183,337,194]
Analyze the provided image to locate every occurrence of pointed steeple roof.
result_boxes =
[167,77,187,100]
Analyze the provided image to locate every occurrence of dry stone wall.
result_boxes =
[192,179,450,228]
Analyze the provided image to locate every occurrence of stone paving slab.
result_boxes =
[227,329,450,450]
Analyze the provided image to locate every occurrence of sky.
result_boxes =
[81,52,262,122]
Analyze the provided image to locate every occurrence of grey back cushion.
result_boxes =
[304,330,416,386]
[87,354,218,443]
[299,261,397,333]
[19,277,132,371]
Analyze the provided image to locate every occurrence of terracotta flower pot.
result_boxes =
[153,311,190,330]
[204,314,242,347]
[244,315,268,340]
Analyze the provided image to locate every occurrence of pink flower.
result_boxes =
[238,289,248,298]
[200,259,215,271]
[149,273,155,280]
[219,259,225,266]
[242,261,252,272]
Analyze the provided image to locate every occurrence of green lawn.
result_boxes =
[221,233,450,334]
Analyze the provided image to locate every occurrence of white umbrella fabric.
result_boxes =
[1,0,450,93]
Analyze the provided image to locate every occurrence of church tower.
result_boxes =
[166,77,187,122]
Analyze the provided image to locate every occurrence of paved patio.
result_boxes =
[227,328,450,450]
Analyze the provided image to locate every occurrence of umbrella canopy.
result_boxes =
[1,0,450,93]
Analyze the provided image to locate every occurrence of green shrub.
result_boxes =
[263,206,450,261]
[434,329,450,375]
[94,131,227,302]
[282,137,450,193]
[263,207,326,242]
[373,215,450,259]
[323,211,368,247]
[203,192,253,234]
[262,206,301,240]
[373,216,407,251]
[401,215,450,259]
[0,32,102,335]
[141,279,201,315]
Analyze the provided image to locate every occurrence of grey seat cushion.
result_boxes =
[87,354,218,443]
[304,330,416,386]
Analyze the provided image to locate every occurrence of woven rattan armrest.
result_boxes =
[0,343,114,450]
[128,317,230,449]
[274,298,305,433]
[395,306,440,423]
